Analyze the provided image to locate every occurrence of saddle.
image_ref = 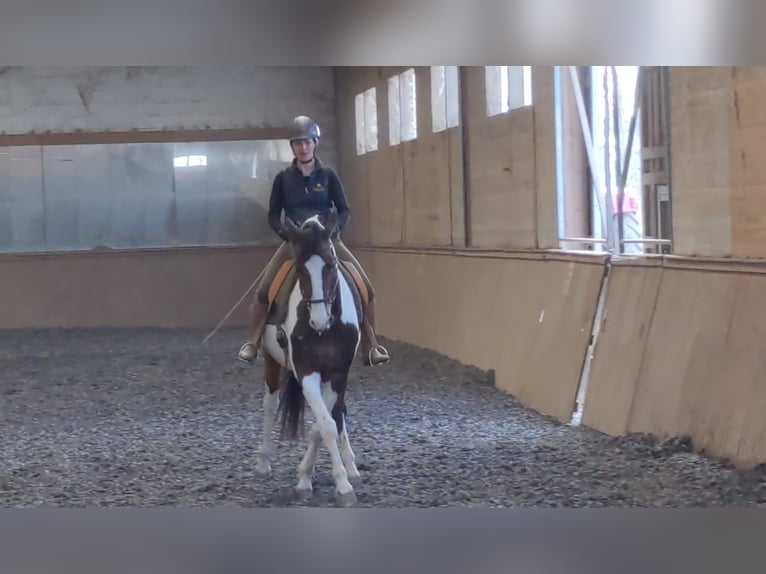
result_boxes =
[266,259,368,327]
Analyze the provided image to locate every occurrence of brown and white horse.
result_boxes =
[254,211,363,507]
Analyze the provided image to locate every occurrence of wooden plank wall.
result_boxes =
[0,246,275,328]
[729,68,766,258]
[461,67,537,248]
[335,66,556,251]
[355,247,606,422]
[335,67,462,248]
[334,66,766,468]
[582,255,766,467]
[670,66,766,259]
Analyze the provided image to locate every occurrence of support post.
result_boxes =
[567,66,615,253]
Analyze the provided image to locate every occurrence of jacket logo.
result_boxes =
[313,182,324,192]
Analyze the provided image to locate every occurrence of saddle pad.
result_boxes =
[341,260,369,306]
[268,260,295,305]
[268,259,368,307]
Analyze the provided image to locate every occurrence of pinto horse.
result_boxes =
[254,211,363,507]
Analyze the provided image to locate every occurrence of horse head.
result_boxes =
[284,210,340,334]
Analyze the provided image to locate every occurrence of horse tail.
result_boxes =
[278,370,304,441]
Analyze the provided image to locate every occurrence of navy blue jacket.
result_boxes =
[268,156,350,240]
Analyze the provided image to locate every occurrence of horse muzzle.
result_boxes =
[308,301,334,333]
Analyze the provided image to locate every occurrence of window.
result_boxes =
[388,68,418,145]
[388,75,400,145]
[173,154,207,168]
[431,66,460,132]
[485,66,532,116]
[555,66,672,255]
[354,87,378,155]
[0,139,292,253]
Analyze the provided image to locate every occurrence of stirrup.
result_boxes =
[366,345,390,367]
[238,342,258,364]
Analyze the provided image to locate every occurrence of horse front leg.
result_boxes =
[300,372,356,507]
[295,421,321,496]
[330,374,361,486]
[339,413,361,487]
[255,354,282,476]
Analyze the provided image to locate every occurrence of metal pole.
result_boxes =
[617,67,645,253]
[661,66,673,251]
[602,68,614,250]
[559,236,608,245]
[611,66,623,254]
[567,66,615,253]
[620,238,672,245]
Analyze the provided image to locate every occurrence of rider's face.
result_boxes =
[291,138,316,162]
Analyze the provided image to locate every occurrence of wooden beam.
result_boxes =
[0,127,292,146]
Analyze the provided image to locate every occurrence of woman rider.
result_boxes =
[237,115,390,367]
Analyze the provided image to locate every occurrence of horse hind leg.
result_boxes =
[255,354,282,476]
[301,372,356,507]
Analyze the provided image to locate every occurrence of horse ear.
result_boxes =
[325,209,338,236]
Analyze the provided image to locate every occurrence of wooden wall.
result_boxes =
[582,256,766,467]
[351,246,766,468]
[334,66,766,469]
[670,66,766,259]
[337,66,766,259]
[335,67,462,247]
[7,67,766,469]
[0,246,274,328]
[355,247,606,422]
[335,66,556,250]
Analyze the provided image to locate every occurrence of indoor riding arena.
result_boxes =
[2,66,766,508]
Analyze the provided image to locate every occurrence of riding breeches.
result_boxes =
[332,238,376,301]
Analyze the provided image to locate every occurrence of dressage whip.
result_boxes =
[202,266,267,345]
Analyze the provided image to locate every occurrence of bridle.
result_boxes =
[301,254,340,311]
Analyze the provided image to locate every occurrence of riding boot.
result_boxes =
[360,298,390,366]
[238,299,270,363]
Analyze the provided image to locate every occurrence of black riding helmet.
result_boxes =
[289,115,321,144]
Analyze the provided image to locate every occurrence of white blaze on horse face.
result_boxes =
[305,254,332,332]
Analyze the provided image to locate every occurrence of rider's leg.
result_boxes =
[332,238,390,366]
[238,241,293,363]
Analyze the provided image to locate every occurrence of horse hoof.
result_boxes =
[254,463,271,477]
[335,490,358,507]
[348,474,363,487]
[294,487,313,499]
